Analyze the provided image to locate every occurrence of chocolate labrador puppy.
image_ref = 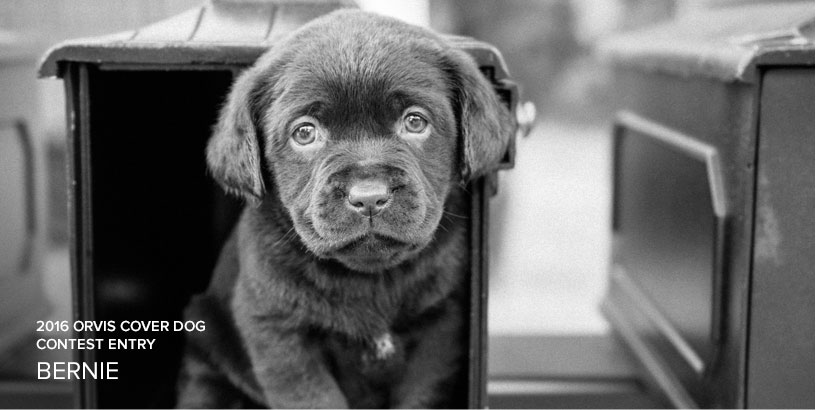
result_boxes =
[176,9,513,409]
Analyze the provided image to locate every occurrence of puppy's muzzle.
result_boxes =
[347,179,391,217]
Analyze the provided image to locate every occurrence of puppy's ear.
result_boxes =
[206,64,269,205]
[445,49,514,180]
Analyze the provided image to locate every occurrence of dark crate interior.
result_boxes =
[87,69,244,408]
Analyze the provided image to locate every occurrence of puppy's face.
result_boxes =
[263,26,460,272]
[207,10,513,273]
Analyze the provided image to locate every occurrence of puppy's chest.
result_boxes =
[315,280,451,374]
[324,330,410,377]
[309,272,450,336]
[322,329,415,407]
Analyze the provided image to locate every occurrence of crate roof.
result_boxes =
[39,0,510,81]
[597,2,814,83]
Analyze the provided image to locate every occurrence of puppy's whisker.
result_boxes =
[443,210,467,219]
[271,227,297,248]
[283,230,301,246]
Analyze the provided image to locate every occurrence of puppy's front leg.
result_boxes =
[248,325,347,408]
[391,300,465,408]
[234,294,347,408]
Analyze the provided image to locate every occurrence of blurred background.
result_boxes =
[0,0,747,408]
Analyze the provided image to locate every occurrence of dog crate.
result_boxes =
[39,0,518,407]
[599,3,814,408]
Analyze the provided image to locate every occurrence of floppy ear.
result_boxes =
[445,49,515,180]
[206,64,269,205]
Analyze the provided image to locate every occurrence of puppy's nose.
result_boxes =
[347,179,390,217]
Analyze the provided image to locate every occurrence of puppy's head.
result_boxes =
[208,10,513,273]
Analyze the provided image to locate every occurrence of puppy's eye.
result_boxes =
[292,124,317,145]
[403,113,428,134]
[397,107,432,144]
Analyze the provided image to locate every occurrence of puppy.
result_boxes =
[175,9,513,409]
